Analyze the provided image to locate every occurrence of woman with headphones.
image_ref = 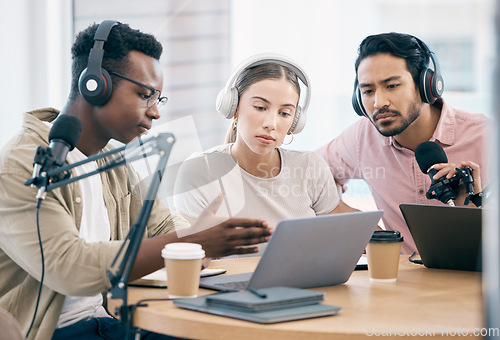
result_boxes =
[173,54,357,254]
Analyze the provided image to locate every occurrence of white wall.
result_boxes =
[231,0,495,152]
[0,0,72,147]
[231,0,495,209]
[1,0,495,209]
[3,0,494,151]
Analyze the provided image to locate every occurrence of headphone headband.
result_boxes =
[352,35,444,117]
[216,53,311,134]
[78,20,120,106]
[413,37,444,104]
[221,53,311,112]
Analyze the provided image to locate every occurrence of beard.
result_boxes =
[372,100,422,137]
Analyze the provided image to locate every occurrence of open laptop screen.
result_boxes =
[400,204,482,272]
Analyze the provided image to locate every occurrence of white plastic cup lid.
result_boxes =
[161,242,205,259]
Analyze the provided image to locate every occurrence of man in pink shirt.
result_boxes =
[316,33,488,254]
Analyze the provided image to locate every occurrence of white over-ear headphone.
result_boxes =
[215,53,311,134]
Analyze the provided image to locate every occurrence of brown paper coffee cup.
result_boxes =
[161,243,205,298]
[366,230,403,282]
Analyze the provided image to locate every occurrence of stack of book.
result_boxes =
[174,286,341,323]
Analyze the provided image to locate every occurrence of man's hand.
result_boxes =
[432,161,482,206]
[176,193,272,258]
[432,161,482,193]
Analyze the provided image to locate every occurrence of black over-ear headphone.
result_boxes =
[78,20,120,106]
[352,36,444,117]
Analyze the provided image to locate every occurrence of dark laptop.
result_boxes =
[399,203,482,272]
[200,211,383,291]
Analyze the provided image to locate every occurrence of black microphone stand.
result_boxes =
[105,133,175,337]
[426,166,475,205]
[26,132,176,338]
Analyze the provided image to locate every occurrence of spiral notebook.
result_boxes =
[174,287,341,324]
[205,286,324,312]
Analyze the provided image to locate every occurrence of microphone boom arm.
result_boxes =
[25,132,176,332]
[25,134,172,193]
[106,133,175,328]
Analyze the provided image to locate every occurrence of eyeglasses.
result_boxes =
[109,71,168,109]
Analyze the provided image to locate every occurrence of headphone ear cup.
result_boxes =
[419,67,436,104]
[351,82,366,117]
[289,106,305,134]
[216,87,239,119]
[78,67,113,106]
[431,73,444,100]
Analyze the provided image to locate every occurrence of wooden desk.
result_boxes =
[109,256,484,339]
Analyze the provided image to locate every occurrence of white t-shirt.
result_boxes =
[172,144,340,254]
[56,147,111,328]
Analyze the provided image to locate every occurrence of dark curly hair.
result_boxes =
[354,32,431,90]
[69,21,163,99]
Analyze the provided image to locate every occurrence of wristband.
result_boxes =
[469,192,483,208]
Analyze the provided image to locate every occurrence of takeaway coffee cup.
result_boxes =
[366,230,403,282]
[161,243,205,298]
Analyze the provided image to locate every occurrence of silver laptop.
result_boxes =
[200,210,383,291]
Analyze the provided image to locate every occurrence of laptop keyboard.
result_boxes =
[215,280,249,291]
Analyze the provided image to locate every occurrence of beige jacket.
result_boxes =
[0,108,188,339]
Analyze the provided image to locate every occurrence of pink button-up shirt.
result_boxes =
[316,99,489,254]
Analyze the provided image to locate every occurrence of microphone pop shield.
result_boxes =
[415,141,448,174]
[48,115,83,151]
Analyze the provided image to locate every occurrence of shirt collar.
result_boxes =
[23,107,60,145]
[429,98,455,146]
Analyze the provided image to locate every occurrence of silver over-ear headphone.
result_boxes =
[215,53,311,134]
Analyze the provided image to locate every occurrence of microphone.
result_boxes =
[30,148,45,183]
[415,141,459,206]
[29,115,82,199]
[47,115,82,168]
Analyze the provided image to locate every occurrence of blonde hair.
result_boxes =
[224,62,301,144]
[225,119,238,144]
